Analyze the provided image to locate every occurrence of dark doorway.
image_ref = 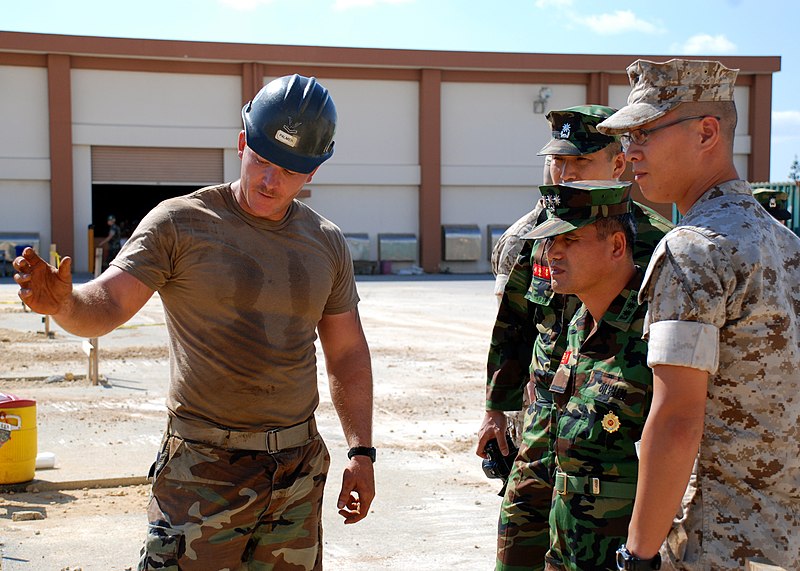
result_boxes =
[91,184,204,241]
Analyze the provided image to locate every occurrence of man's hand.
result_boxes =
[337,456,375,524]
[13,247,73,315]
[477,410,509,458]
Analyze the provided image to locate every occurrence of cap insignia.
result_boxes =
[544,195,561,210]
[283,116,302,134]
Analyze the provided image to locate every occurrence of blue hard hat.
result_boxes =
[241,74,337,174]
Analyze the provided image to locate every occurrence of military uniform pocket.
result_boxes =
[139,524,184,571]
[582,369,648,419]
[148,434,181,483]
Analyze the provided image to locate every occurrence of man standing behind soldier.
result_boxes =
[96,214,121,270]
[14,74,375,571]
[476,105,671,571]
[525,180,654,570]
[597,58,800,570]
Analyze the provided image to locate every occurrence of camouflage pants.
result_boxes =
[138,431,330,571]
[496,402,556,571]
[545,488,633,571]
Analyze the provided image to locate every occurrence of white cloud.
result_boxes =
[678,33,737,55]
[333,0,413,10]
[575,10,662,35]
[772,110,800,137]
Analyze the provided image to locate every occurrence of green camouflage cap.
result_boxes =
[752,188,792,221]
[752,188,789,203]
[522,180,632,240]
[597,59,739,134]
[538,105,618,156]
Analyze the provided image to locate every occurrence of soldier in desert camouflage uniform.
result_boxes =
[522,180,654,571]
[477,106,672,571]
[598,58,800,570]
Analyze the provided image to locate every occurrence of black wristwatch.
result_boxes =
[347,446,376,463]
[616,545,661,570]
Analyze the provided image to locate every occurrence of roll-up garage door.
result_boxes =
[92,146,224,184]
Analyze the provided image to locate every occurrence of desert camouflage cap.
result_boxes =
[522,180,632,240]
[538,105,619,156]
[597,59,739,134]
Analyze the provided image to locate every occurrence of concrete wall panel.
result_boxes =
[71,70,240,148]
[303,185,419,262]
[307,78,419,168]
[441,82,586,168]
[0,181,51,254]
[0,66,49,165]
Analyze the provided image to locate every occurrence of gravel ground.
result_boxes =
[0,275,507,571]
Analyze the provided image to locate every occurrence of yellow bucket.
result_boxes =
[0,393,37,484]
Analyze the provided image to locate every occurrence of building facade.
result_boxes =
[0,32,780,273]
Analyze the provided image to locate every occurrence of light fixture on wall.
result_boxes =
[533,87,552,114]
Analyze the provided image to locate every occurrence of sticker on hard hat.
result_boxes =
[275,129,299,148]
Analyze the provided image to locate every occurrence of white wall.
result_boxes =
[441,185,541,273]
[438,82,584,271]
[297,78,422,261]
[315,78,419,167]
[71,70,241,148]
[0,66,50,167]
[0,65,759,274]
[65,70,243,270]
[303,185,419,262]
[0,66,51,255]
[607,85,632,113]
[732,85,751,180]
[0,180,51,255]
[72,145,93,269]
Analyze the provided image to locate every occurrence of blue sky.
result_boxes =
[3,0,798,179]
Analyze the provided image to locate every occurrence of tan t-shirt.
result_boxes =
[112,183,359,430]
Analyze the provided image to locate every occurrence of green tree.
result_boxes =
[789,154,800,182]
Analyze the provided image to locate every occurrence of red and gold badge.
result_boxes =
[601,412,621,433]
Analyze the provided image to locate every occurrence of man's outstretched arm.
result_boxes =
[14,247,154,337]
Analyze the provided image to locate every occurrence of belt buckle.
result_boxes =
[591,477,600,495]
[265,428,280,454]
[556,474,568,496]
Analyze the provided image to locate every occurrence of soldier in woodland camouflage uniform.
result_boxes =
[477,106,672,571]
[521,181,654,571]
[14,75,375,571]
[752,187,792,225]
[598,58,800,570]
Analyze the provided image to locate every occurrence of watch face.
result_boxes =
[616,550,625,568]
[616,546,631,570]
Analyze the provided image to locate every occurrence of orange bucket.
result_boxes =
[0,393,37,484]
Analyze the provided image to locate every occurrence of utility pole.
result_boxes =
[83,248,103,385]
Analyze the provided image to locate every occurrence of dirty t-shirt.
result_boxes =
[111,183,359,430]
[640,179,800,570]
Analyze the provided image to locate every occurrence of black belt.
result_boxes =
[168,416,317,453]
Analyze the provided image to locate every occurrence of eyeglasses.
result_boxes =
[620,115,720,151]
